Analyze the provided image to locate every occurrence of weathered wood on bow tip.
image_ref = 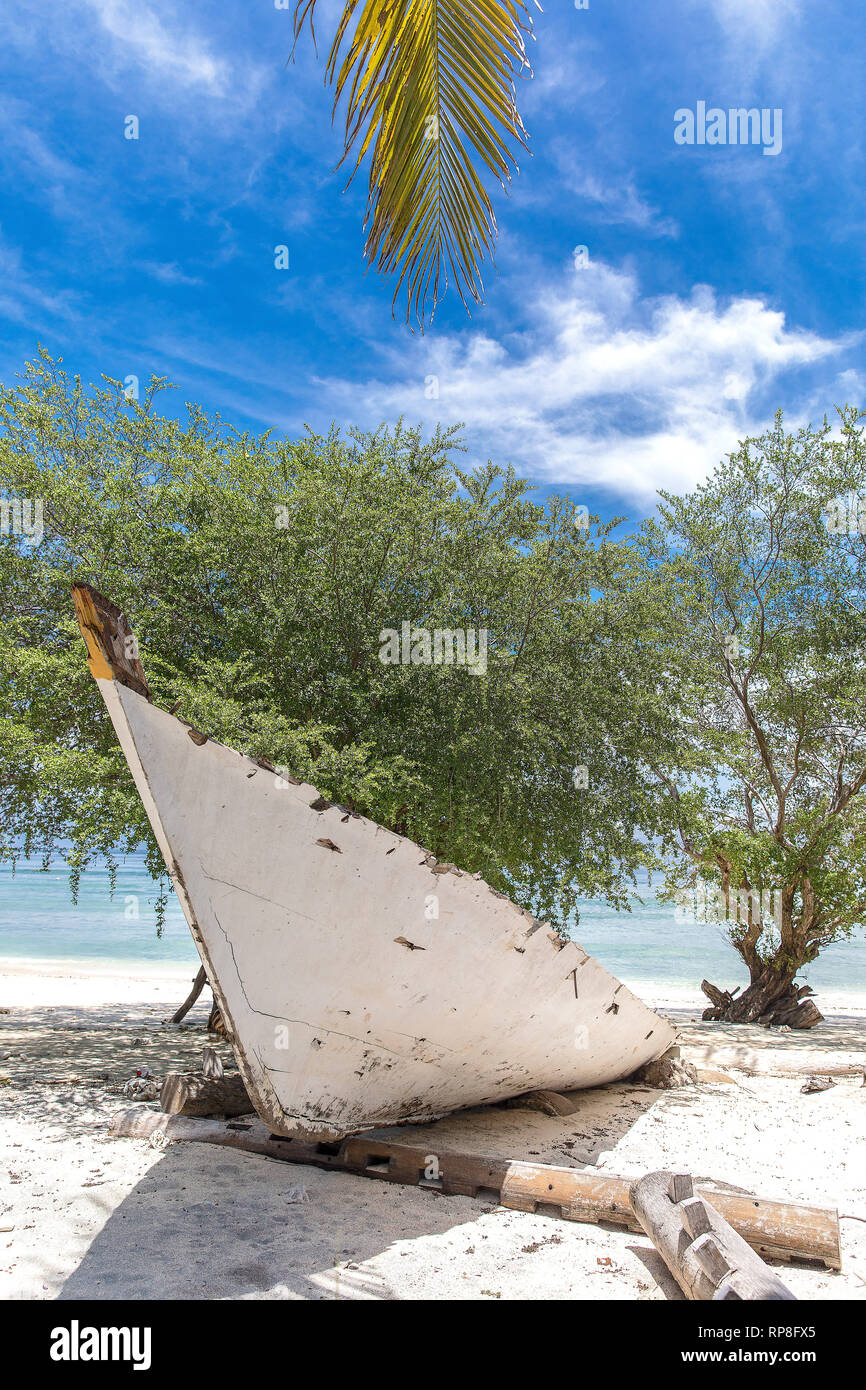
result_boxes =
[70,582,151,700]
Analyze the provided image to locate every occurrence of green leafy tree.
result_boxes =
[0,351,672,932]
[640,409,866,1026]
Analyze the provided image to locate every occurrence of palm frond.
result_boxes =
[293,0,537,327]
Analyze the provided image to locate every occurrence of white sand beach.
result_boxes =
[1,960,865,1301]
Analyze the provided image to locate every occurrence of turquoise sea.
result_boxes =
[2,855,865,1007]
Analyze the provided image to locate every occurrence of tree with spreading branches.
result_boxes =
[638,409,866,1026]
[3,354,864,1027]
[0,350,674,932]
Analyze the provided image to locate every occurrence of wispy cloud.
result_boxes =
[80,0,232,94]
[0,97,92,223]
[704,0,803,51]
[142,261,204,288]
[0,96,146,262]
[317,262,849,503]
[0,1,275,126]
[557,163,679,238]
[0,232,84,328]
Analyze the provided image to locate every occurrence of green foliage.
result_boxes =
[8,353,862,980]
[0,350,674,929]
[639,408,866,977]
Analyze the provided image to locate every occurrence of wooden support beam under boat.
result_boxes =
[630,1170,798,1300]
[108,1110,842,1269]
[169,965,208,1025]
[159,1070,253,1118]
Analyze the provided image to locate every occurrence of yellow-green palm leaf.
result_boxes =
[293,0,537,327]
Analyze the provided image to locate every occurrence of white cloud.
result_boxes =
[705,0,802,51]
[0,233,83,327]
[833,368,866,404]
[560,167,679,238]
[318,262,849,504]
[80,0,230,94]
[142,261,203,288]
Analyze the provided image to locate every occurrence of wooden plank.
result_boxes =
[668,1172,694,1202]
[159,1071,252,1117]
[500,1164,636,1226]
[631,1170,797,1301]
[680,1196,712,1238]
[680,1044,864,1079]
[694,1190,840,1268]
[108,1110,841,1267]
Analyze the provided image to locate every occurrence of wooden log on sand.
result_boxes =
[630,1170,797,1300]
[679,1043,864,1079]
[108,1110,841,1268]
[159,1070,252,1117]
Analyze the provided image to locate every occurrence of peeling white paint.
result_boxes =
[96,680,677,1139]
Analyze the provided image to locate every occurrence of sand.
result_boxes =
[1,961,865,1301]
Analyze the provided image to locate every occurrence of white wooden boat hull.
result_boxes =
[73,588,676,1139]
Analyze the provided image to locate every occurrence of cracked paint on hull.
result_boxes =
[94,678,677,1139]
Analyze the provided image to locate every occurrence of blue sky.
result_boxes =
[0,0,863,527]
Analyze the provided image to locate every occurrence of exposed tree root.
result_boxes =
[701,977,823,1029]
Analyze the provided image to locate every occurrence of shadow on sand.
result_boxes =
[57,1086,664,1301]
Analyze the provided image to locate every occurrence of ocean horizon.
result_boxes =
[3,853,866,1010]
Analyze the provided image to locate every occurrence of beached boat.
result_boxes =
[72,583,677,1140]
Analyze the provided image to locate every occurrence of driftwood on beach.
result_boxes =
[701,979,823,1029]
[630,1170,797,1300]
[109,1109,842,1269]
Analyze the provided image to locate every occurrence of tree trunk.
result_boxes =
[701,969,823,1028]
